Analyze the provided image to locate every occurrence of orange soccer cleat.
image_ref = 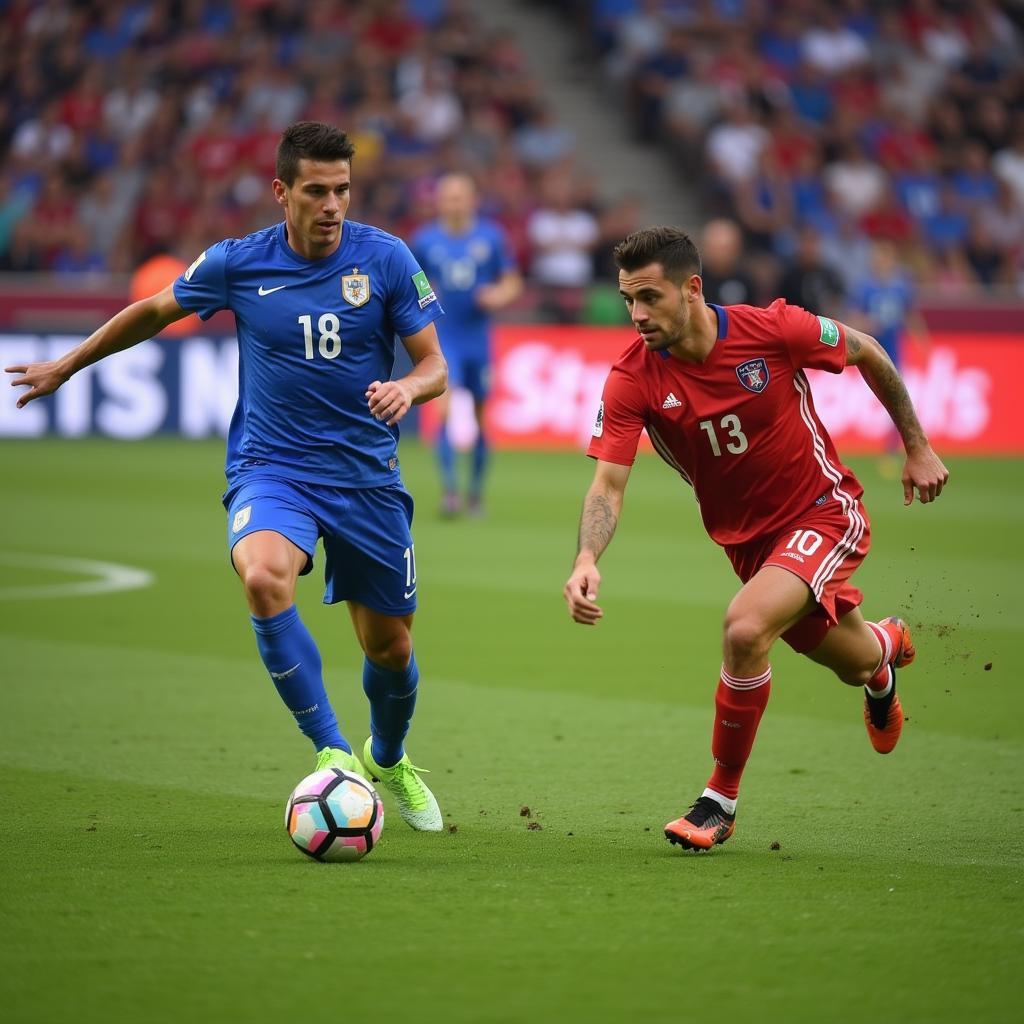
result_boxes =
[665,796,736,852]
[864,617,915,754]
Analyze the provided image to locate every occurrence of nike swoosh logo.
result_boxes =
[258,284,288,296]
[403,589,417,600]
[270,663,301,680]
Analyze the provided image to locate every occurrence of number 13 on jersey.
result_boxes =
[299,313,343,360]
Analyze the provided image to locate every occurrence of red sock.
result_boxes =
[706,666,772,801]
[865,621,899,691]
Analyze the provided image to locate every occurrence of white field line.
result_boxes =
[0,552,155,600]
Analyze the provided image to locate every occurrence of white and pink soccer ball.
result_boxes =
[285,768,384,862]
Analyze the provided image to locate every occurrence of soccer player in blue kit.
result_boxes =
[411,173,521,516]
[6,122,447,831]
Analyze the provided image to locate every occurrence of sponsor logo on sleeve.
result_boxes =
[818,316,840,347]
[184,250,207,282]
[412,270,437,309]
[592,400,604,438]
[232,505,251,533]
[736,358,770,394]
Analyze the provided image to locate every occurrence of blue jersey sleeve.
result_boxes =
[173,240,231,320]
[386,239,444,337]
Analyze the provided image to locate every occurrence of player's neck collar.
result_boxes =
[706,303,729,340]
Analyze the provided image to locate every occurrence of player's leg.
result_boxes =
[803,606,916,754]
[347,603,418,769]
[322,484,442,830]
[226,483,358,771]
[348,602,442,831]
[666,566,816,851]
[465,359,490,516]
[436,354,460,516]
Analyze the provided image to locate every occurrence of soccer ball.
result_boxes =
[285,768,384,862]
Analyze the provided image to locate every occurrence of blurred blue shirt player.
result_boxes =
[6,123,448,831]
[412,173,521,516]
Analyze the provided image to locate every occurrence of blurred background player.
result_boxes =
[846,239,930,471]
[411,172,521,517]
[6,121,447,832]
[564,227,948,852]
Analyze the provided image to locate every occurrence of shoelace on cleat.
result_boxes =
[685,796,730,828]
[315,748,344,772]
[380,760,430,810]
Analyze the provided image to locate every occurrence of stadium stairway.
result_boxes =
[475,0,702,231]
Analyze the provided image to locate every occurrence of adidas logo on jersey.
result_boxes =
[662,392,682,409]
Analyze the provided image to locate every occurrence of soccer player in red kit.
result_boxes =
[563,227,948,852]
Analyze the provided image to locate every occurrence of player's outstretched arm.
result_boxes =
[366,323,448,427]
[5,284,191,408]
[475,269,524,313]
[564,459,632,625]
[842,324,949,505]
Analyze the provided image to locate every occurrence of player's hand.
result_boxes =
[474,284,503,313]
[902,444,949,505]
[5,360,69,408]
[564,559,603,625]
[366,380,413,426]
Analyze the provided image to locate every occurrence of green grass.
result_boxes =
[1,439,1021,1024]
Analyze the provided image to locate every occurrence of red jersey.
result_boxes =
[588,300,865,546]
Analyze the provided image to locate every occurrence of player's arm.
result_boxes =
[5,285,191,408]
[475,269,523,313]
[842,324,949,505]
[564,459,632,625]
[366,322,448,427]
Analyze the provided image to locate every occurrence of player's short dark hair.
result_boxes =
[613,227,702,283]
[276,122,356,184]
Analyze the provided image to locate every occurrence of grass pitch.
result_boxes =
[1,438,1021,1023]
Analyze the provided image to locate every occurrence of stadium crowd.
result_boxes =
[574,0,1024,308]
[0,0,633,322]
[3,0,1023,320]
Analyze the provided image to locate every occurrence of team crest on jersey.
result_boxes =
[736,358,770,394]
[341,273,370,307]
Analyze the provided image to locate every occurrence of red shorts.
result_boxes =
[724,502,871,654]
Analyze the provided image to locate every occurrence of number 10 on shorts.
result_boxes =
[786,529,823,555]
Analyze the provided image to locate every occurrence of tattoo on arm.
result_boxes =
[858,347,927,450]
[845,331,861,358]
[577,491,618,559]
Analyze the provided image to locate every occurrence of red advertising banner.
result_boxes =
[424,326,1024,455]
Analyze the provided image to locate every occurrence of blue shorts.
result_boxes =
[223,474,418,615]
[446,349,491,402]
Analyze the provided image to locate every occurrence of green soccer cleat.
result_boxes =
[362,738,443,832]
[315,746,368,780]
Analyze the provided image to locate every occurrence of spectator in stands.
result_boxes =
[778,226,844,316]
[705,100,770,190]
[526,168,599,323]
[631,25,691,140]
[800,8,871,77]
[699,218,757,307]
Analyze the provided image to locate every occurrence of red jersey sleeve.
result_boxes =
[775,299,847,374]
[586,364,646,465]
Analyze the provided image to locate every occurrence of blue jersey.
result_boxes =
[173,220,443,489]
[410,218,515,357]
[850,275,914,363]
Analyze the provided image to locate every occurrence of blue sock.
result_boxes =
[362,652,419,768]
[470,431,489,499]
[437,424,457,493]
[251,605,349,753]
